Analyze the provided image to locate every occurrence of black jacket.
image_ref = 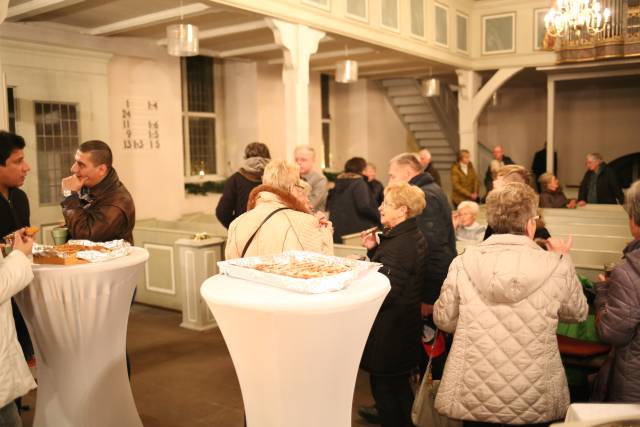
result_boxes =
[578,163,624,204]
[216,170,262,228]
[327,173,379,243]
[367,179,384,207]
[361,217,427,375]
[409,173,457,304]
[425,163,442,187]
[0,187,30,237]
[484,155,515,194]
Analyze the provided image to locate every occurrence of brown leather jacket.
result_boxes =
[61,168,136,243]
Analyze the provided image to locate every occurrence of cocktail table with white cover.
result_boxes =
[15,247,149,427]
[200,271,390,427]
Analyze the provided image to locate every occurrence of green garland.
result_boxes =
[185,180,226,195]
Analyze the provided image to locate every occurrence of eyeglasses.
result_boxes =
[293,183,305,190]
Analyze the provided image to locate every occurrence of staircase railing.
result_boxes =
[425,82,460,153]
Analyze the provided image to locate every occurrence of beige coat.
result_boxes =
[0,250,36,407]
[225,188,333,259]
[434,234,587,424]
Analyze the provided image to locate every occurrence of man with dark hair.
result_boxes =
[61,140,135,243]
[0,131,35,415]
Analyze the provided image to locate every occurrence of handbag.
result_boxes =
[241,207,289,257]
[412,330,462,427]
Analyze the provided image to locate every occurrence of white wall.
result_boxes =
[332,79,408,184]
[1,39,110,227]
[477,77,640,187]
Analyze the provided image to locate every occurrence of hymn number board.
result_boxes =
[122,98,161,151]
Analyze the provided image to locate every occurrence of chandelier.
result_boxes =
[544,0,611,38]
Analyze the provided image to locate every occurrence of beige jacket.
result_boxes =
[225,186,333,259]
[0,250,36,407]
[434,234,587,424]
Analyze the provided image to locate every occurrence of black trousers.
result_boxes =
[370,373,414,427]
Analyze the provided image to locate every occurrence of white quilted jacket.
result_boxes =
[434,234,588,424]
[0,250,36,407]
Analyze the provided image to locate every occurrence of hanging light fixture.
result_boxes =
[335,45,358,83]
[544,0,611,38]
[421,78,440,97]
[166,1,199,56]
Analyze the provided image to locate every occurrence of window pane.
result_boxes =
[435,6,448,45]
[321,74,330,119]
[187,117,216,176]
[185,56,214,113]
[457,15,468,51]
[381,0,399,29]
[411,0,425,37]
[347,0,367,19]
[322,122,330,168]
[35,102,79,204]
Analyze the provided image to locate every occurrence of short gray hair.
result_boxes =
[538,172,555,190]
[625,180,640,226]
[390,152,422,172]
[588,152,603,162]
[457,200,480,215]
[486,182,539,235]
[294,145,315,158]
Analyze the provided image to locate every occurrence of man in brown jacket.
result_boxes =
[61,140,135,243]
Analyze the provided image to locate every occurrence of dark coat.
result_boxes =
[61,168,136,244]
[539,189,570,208]
[425,163,442,187]
[596,239,640,402]
[578,163,624,204]
[367,179,384,207]
[215,170,262,228]
[484,155,514,194]
[409,173,457,304]
[0,188,29,237]
[361,217,427,375]
[327,173,380,243]
[531,148,558,191]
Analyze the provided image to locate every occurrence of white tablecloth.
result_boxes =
[15,247,149,427]
[565,403,640,422]
[201,271,390,427]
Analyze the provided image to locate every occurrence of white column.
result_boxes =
[456,69,482,165]
[176,237,225,331]
[267,18,325,160]
[546,79,555,174]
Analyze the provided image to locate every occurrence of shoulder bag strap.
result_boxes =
[241,207,289,257]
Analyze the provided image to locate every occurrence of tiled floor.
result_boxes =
[22,304,375,426]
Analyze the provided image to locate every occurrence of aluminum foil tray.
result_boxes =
[33,239,131,263]
[217,251,381,294]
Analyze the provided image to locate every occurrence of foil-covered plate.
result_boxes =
[217,251,381,294]
[33,239,131,264]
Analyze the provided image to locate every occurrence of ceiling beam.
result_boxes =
[218,43,280,58]
[7,0,84,21]
[87,3,211,36]
[359,66,430,76]
[157,20,268,46]
[312,58,410,71]
[269,46,374,65]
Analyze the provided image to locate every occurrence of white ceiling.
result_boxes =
[4,0,453,78]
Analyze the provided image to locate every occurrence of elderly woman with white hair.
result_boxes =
[452,201,485,243]
[432,182,588,427]
[225,160,333,259]
[595,180,640,402]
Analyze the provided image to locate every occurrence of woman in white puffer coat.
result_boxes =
[433,182,588,427]
[0,230,35,426]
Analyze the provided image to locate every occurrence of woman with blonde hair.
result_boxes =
[451,149,479,208]
[360,182,428,427]
[225,160,333,259]
[433,182,587,427]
